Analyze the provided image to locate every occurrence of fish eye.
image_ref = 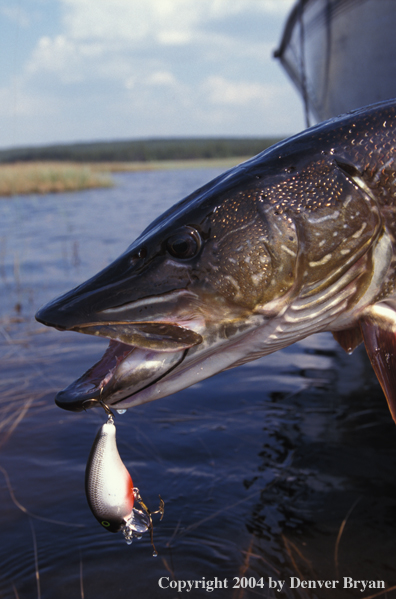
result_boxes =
[166,227,201,260]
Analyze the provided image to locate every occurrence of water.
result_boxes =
[1,168,396,598]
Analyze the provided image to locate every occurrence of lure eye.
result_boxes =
[166,227,201,260]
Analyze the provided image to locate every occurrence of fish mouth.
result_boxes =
[53,309,267,413]
[55,338,190,412]
[36,282,209,411]
[36,289,205,412]
[38,280,266,412]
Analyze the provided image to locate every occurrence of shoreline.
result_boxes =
[0,156,249,196]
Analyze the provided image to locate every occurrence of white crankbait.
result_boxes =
[85,405,164,553]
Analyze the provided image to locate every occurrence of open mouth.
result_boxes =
[36,286,208,412]
[55,323,203,412]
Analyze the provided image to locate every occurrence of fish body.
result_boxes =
[85,417,134,532]
[36,99,396,422]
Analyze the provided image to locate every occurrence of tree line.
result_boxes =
[0,137,281,163]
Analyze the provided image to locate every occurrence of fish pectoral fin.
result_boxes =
[360,300,396,424]
[332,326,363,355]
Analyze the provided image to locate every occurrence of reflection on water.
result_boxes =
[1,169,396,598]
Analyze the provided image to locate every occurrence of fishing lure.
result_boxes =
[85,402,164,554]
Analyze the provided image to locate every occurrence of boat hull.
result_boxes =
[275,0,396,122]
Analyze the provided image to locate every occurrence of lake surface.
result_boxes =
[1,168,396,599]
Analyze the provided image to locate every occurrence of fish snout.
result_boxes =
[36,285,204,350]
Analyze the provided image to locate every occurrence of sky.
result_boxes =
[0,0,305,149]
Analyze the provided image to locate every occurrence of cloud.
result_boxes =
[27,35,84,83]
[1,0,304,147]
[26,0,296,80]
[146,71,178,86]
[204,76,279,106]
[60,0,293,43]
[24,0,294,99]
[0,5,30,28]
[62,0,199,43]
[0,84,46,118]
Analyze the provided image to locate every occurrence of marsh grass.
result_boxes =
[0,162,113,196]
[0,156,248,196]
[91,156,249,172]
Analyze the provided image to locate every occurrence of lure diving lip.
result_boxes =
[85,403,164,551]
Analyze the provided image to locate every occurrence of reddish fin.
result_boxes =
[360,302,396,424]
[332,326,363,355]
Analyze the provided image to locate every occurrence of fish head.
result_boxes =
[35,161,304,412]
[36,100,396,414]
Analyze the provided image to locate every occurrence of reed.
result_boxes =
[0,162,113,196]
[89,156,249,172]
[0,156,248,197]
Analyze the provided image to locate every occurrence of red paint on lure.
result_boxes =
[85,415,134,532]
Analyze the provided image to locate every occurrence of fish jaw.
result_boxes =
[52,298,269,412]
[36,283,205,352]
[38,286,208,412]
[55,341,188,411]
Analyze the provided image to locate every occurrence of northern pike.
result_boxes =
[36,99,396,423]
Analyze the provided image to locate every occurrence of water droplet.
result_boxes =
[116,409,127,414]
[152,550,158,557]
